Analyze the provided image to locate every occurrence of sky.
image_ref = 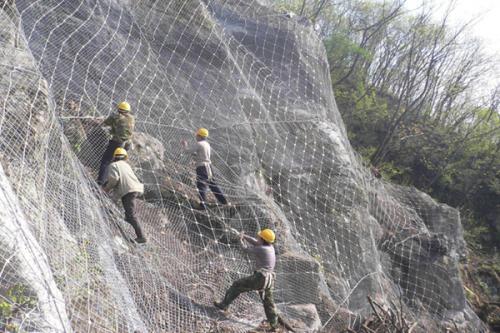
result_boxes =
[404,0,500,58]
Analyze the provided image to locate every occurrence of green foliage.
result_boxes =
[464,225,492,251]
[0,300,11,318]
[0,284,37,330]
[273,0,304,12]
[72,142,81,153]
[312,253,325,273]
[274,0,500,249]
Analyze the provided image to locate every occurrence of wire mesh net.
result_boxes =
[0,1,476,332]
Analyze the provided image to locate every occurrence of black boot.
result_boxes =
[213,301,227,311]
[195,202,207,210]
[134,237,146,244]
[132,224,146,243]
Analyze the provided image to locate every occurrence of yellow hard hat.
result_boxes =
[113,147,128,158]
[196,128,209,138]
[258,229,275,244]
[117,101,131,112]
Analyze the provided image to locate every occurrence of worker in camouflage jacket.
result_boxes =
[97,101,135,185]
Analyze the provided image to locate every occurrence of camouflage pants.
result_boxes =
[220,271,278,328]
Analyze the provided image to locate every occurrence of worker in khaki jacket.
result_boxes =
[103,147,146,243]
[214,229,278,331]
[97,101,135,185]
[181,128,229,210]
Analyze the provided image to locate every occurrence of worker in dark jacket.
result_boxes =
[181,128,229,209]
[214,229,278,330]
[97,101,135,185]
[103,147,146,243]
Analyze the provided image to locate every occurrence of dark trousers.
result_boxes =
[121,192,144,239]
[220,271,278,328]
[196,165,227,208]
[97,140,126,185]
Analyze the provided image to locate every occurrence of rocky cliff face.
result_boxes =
[0,1,486,332]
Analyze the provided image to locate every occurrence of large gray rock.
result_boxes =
[276,251,327,305]
[278,303,322,332]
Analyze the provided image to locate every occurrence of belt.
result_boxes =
[197,163,213,180]
[257,269,276,300]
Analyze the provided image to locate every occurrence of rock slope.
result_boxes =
[0,1,486,332]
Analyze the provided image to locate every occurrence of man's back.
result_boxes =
[104,113,135,142]
[188,140,211,167]
[247,244,276,271]
[105,160,143,198]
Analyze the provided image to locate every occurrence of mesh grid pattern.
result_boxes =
[0,1,476,332]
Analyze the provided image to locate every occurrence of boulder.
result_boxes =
[275,251,329,305]
[278,303,322,332]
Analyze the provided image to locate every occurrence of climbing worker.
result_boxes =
[181,128,229,210]
[214,228,278,331]
[97,101,135,185]
[103,147,146,243]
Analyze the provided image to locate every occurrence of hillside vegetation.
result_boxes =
[275,0,499,329]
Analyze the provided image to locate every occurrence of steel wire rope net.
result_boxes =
[0,1,470,332]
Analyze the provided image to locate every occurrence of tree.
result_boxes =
[273,0,500,246]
